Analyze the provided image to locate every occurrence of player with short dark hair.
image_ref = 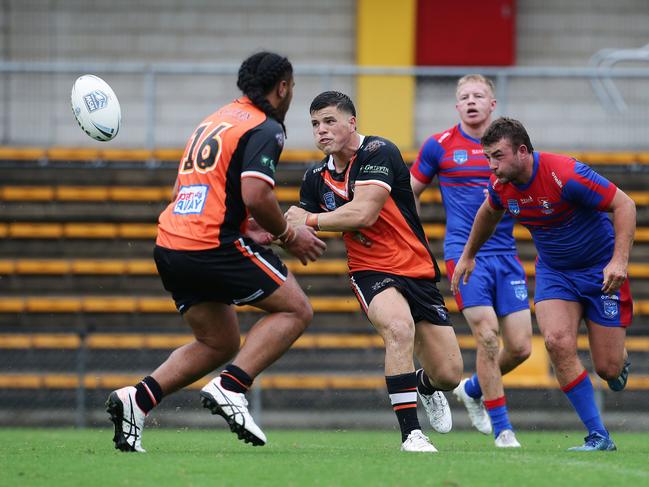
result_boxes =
[410,75,532,448]
[106,51,326,452]
[286,91,463,453]
[452,116,635,452]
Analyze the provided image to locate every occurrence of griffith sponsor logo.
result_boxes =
[438,132,451,143]
[472,149,483,155]
[552,171,563,188]
[361,164,389,176]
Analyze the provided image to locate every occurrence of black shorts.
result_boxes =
[349,270,452,326]
[154,238,288,313]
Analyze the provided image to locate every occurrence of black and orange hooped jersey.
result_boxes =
[300,136,441,280]
[157,97,285,250]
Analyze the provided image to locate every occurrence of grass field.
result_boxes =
[1,428,648,486]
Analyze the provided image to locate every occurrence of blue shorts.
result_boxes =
[446,254,530,317]
[534,261,633,328]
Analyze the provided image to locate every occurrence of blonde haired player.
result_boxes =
[410,75,532,448]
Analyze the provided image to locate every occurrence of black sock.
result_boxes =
[416,368,437,395]
[386,372,421,442]
[134,376,163,414]
[220,364,253,394]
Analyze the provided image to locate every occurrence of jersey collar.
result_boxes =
[457,123,481,144]
[326,134,365,172]
[513,151,540,190]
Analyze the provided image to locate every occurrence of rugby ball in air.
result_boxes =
[70,74,121,141]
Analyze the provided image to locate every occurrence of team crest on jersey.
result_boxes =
[83,90,108,112]
[507,199,520,215]
[275,132,285,148]
[538,197,553,214]
[602,296,619,318]
[323,191,336,210]
[453,150,468,165]
[173,185,208,215]
[363,139,386,153]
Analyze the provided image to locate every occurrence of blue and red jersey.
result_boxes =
[411,124,516,260]
[487,152,618,270]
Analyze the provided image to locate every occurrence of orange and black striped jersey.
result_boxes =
[299,136,440,280]
[157,97,285,250]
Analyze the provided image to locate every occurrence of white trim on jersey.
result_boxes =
[241,171,275,187]
[389,391,418,405]
[237,238,287,282]
[355,179,392,193]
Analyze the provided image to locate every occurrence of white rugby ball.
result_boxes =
[71,74,121,141]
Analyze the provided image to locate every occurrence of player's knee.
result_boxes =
[543,332,574,358]
[435,362,463,390]
[282,291,313,329]
[595,361,622,381]
[475,328,500,358]
[197,333,240,360]
[381,320,415,347]
[508,341,532,365]
[293,297,314,328]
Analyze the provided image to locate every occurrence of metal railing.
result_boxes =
[3,61,649,150]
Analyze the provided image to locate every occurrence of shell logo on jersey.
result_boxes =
[507,199,520,215]
[453,150,468,164]
[173,185,208,215]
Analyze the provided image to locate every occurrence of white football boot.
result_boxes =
[418,389,452,434]
[494,429,521,448]
[400,429,438,453]
[106,386,146,452]
[453,378,492,435]
[200,377,267,446]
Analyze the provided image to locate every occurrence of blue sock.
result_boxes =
[464,373,482,399]
[484,396,512,437]
[562,370,608,438]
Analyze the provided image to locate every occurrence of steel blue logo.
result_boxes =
[603,298,619,318]
[83,90,108,112]
[323,191,336,210]
[453,150,468,164]
[507,199,520,216]
[514,284,528,301]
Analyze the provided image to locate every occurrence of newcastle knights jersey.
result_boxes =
[487,152,618,270]
[300,135,440,280]
[411,124,517,260]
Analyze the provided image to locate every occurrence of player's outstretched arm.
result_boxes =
[450,200,504,294]
[602,188,636,294]
[242,177,326,265]
[286,184,389,233]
